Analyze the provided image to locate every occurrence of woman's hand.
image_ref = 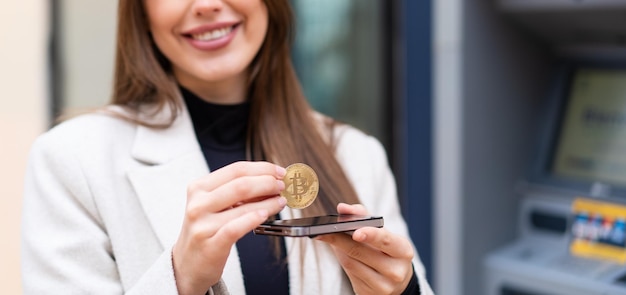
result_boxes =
[172,161,287,295]
[315,203,415,295]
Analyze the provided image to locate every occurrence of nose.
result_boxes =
[192,0,223,17]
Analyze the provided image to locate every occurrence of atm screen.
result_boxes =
[551,68,626,186]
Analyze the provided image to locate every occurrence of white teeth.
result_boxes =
[191,27,232,41]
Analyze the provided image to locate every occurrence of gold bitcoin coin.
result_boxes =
[281,163,319,209]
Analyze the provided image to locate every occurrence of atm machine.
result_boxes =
[480,0,626,293]
[484,61,626,294]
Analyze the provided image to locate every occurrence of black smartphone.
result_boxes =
[254,214,384,237]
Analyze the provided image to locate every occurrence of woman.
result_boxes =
[21,0,433,294]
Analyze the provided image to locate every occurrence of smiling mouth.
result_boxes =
[187,25,237,42]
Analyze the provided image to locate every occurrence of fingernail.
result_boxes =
[257,209,269,219]
[313,235,325,242]
[276,180,285,191]
[276,166,286,178]
[278,197,287,206]
[353,231,366,242]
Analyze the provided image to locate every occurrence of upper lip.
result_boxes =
[182,21,239,35]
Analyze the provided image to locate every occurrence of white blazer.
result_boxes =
[21,103,434,295]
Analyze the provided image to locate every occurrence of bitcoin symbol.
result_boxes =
[291,172,309,201]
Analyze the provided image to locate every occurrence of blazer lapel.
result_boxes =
[125,102,249,293]
[126,103,209,248]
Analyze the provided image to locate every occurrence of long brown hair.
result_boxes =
[112,0,361,217]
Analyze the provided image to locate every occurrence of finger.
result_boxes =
[200,196,287,236]
[188,161,286,193]
[212,209,270,248]
[337,203,369,215]
[318,232,413,292]
[211,175,285,209]
[189,175,285,213]
[317,233,383,265]
[352,227,414,259]
[333,251,378,293]
[332,244,398,295]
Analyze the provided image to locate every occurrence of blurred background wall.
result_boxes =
[0,1,49,294]
[56,0,117,114]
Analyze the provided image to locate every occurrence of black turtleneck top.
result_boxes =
[181,87,289,295]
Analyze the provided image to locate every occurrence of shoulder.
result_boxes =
[311,111,387,164]
[33,107,137,161]
[333,123,389,184]
[312,111,390,182]
[312,112,396,212]
[311,112,387,165]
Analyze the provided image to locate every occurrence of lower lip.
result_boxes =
[185,26,238,51]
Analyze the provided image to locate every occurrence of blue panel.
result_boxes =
[399,0,433,284]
